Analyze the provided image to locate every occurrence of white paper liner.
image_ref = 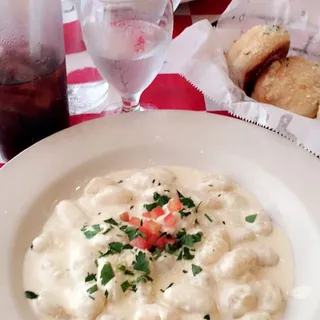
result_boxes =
[163,0,320,156]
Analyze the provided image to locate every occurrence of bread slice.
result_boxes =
[252,56,320,118]
[226,25,290,96]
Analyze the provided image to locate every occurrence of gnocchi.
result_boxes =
[24,166,293,320]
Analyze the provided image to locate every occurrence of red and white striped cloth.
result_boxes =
[0,0,231,168]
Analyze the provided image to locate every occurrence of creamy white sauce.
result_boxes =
[24,166,294,320]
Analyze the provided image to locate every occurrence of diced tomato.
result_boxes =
[139,226,153,239]
[150,206,165,219]
[138,227,159,246]
[119,212,130,222]
[168,197,183,212]
[148,234,160,246]
[142,211,151,218]
[156,236,176,249]
[164,213,177,228]
[143,220,162,235]
[128,217,141,228]
[130,236,152,250]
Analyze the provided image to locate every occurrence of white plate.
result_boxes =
[1,111,320,319]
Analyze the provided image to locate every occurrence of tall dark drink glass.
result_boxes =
[0,50,69,160]
[0,0,69,161]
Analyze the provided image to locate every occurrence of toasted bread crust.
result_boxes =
[226,25,290,96]
[243,44,290,96]
[252,56,320,118]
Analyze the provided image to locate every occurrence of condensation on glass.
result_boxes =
[0,0,70,160]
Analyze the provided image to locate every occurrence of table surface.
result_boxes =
[0,0,231,167]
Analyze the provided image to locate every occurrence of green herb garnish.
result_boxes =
[87,284,98,294]
[121,280,137,293]
[100,263,115,285]
[195,201,202,213]
[120,225,146,241]
[204,214,213,222]
[104,242,133,255]
[181,247,195,260]
[245,214,257,223]
[160,282,174,292]
[104,218,119,226]
[192,264,203,276]
[24,291,39,300]
[144,192,170,211]
[177,190,195,208]
[133,252,150,274]
[81,224,101,239]
[85,273,97,282]
[179,209,192,218]
[136,274,153,283]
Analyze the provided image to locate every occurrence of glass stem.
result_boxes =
[121,93,143,113]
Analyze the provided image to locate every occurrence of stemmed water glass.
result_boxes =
[79,0,174,113]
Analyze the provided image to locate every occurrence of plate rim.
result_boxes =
[1,110,320,319]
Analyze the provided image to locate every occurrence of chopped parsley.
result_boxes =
[177,229,203,246]
[165,230,202,261]
[120,225,146,241]
[152,248,162,260]
[144,192,170,211]
[100,263,115,285]
[245,214,257,223]
[85,273,97,282]
[130,205,134,210]
[87,284,98,295]
[81,224,101,239]
[204,213,213,222]
[177,190,195,208]
[104,289,109,297]
[24,291,39,300]
[117,264,135,276]
[136,274,153,283]
[103,242,133,256]
[102,226,113,235]
[204,315,211,320]
[121,280,137,293]
[177,247,195,260]
[182,269,188,274]
[179,209,192,218]
[195,201,202,213]
[117,264,126,271]
[125,270,135,276]
[104,218,119,226]
[192,264,203,276]
[160,282,174,292]
[133,252,150,274]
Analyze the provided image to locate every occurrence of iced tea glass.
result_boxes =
[0,0,70,161]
